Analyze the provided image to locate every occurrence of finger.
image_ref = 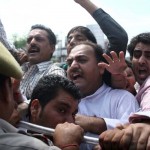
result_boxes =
[99,131,106,149]
[128,125,143,150]
[99,130,117,150]
[111,130,124,150]
[119,127,133,150]
[110,51,119,62]
[98,62,109,69]
[102,53,114,64]
[146,135,150,150]
[119,51,126,65]
[136,126,150,150]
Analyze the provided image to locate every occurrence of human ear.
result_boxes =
[30,99,41,123]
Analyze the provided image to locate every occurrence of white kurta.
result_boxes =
[78,83,139,129]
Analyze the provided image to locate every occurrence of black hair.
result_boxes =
[128,32,150,59]
[28,74,81,119]
[67,26,97,44]
[31,24,56,45]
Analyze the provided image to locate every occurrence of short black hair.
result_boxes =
[128,32,150,59]
[67,26,97,44]
[31,24,56,45]
[28,74,81,119]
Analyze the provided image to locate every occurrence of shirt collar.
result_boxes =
[25,61,53,72]
[36,61,53,72]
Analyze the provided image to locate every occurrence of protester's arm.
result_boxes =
[53,122,84,150]
[74,0,128,54]
[99,123,150,150]
[75,114,107,135]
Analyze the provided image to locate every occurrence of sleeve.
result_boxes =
[0,19,15,52]
[92,8,128,55]
[103,92,139,129]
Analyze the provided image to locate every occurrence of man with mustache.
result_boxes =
[20,24,66,100]
[66,41,139,149]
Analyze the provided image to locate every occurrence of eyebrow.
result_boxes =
[56,101,72,109]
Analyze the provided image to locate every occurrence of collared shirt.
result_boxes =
[78,83,139,129]
[136,76,150,111]
[20,61,66,99]
[78,83,139,150]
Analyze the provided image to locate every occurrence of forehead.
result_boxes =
[47,89,78,106]
[68,31,87,38]
[28,29,48,37]
[69,44,95,57]
[134,42,150,52]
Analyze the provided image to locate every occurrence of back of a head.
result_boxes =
[67,26,97,44]
[31,24,56,46]
[128,32,150,59]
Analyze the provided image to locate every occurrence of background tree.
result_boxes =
[12,34,27,49]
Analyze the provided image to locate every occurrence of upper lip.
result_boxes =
[70,71,82,81]
[28,46,39,53]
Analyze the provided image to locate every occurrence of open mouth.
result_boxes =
[138,69,147,79]
[72,73,82,81]
[28,47,40,55]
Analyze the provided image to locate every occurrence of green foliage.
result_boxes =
[12,34,27,49]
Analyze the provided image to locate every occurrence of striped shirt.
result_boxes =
[20,61,66,99]
[0,19,15,51]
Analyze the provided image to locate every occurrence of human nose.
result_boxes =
[70,60,79,68]
[66,115,74,123]
[69,37,77,46]
[30,38,36,45]
[139,54,146,65]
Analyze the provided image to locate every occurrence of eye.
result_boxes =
[27,37,32,44]
[78,58,87,64]
[67,37,71,44]
[133,51,142,59]
[35,36,44,42]
[66,59,72,67]
[58,107,66,114]
[145,53,150,59]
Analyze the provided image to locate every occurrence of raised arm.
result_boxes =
[74,0,128,54]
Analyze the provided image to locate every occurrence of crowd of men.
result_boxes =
[0,0,150,150]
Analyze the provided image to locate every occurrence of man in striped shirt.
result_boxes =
[20,24,66,100]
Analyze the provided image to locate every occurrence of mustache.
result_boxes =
[28,45,40,51]
[68,68,82,76]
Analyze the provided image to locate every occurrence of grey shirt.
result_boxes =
[0,119,60,150]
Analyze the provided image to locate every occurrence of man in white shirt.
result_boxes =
[66,41,139,149]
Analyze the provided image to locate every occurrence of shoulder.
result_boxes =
[0,132,60,150]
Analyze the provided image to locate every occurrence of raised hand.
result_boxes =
[98,51,127,75]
